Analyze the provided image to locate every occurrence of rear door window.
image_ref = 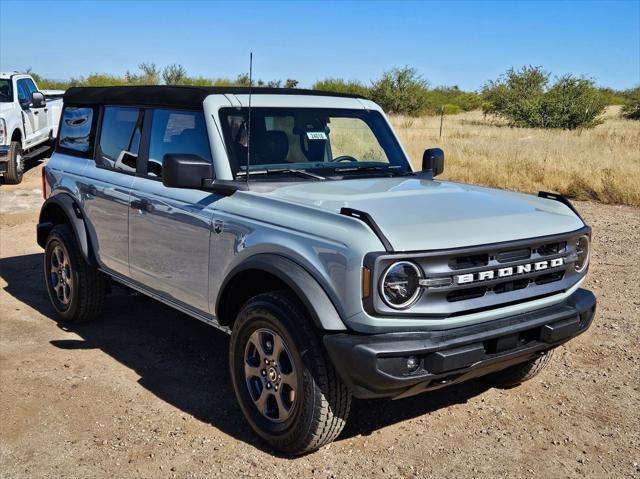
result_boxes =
[58,106,94,154]
[146,109,211,178]
[97,106,143,173]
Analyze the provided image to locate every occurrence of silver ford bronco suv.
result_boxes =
[38,86,596,455]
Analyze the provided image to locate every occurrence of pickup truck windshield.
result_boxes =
[0,79,12,102]
[219,107,411,178]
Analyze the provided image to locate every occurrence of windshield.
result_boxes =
[0,79,12,102]
[219,108,411,178]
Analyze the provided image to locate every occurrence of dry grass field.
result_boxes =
[391,106,640,207]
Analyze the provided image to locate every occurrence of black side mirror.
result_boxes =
[31,91,45,108]
[162,154,213,188]
[422,148,445,177]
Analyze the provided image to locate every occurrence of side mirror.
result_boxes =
[31,91,45,108]
[422,148,444,177]
[162,154,213,188]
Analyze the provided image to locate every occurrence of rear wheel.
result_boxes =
[3,141,24,184]
[44,224,105,323]
[485,350,555,388]
[229,291,351,455]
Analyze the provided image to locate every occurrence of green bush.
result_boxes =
[370,67,430,116]
[162,64,187,85]
[441,104,461,115]
[482,66,606,129]
[70,74,129,87]
[621,87,640,120]
[126,63,161,85]
[312,78,371,98]
[423,86,482,114]
[598,87,627,105]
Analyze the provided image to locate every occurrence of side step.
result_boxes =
[23,145,51,160]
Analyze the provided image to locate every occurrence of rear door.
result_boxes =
[128,108,217,313]
[80,106,143,276]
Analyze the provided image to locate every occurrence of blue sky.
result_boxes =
[1,0,638,90]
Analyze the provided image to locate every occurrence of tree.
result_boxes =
[482,66,606,129]
[370,66,430,116]
[162,64,187,85]
[126,62,161,85]
[313,78,370,98]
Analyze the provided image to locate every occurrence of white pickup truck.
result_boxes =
[1,72,63,184]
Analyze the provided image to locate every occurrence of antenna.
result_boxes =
[245,52,253,186]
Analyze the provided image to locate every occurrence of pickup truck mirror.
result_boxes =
[31,92,45,109]
[422,148,445,177]
[162,154,213,188]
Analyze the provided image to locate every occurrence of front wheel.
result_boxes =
[3,141,24,184]
[229,292,351,455]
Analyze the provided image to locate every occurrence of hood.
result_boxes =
[264,177,585,251]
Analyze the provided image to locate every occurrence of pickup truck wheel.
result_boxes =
[229,291,351,455]
[44,224,105,323]
[3,141,24,184]
[485,349,555,388]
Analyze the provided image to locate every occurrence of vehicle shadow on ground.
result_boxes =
[0,252,492,455]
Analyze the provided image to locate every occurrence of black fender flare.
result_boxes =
[37,193,97,266]
[216,254,347,331]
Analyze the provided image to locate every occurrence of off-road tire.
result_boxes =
[3,141,24,184]
[44,224,105,323]
[486,349,555,388]
[229,291,351,455]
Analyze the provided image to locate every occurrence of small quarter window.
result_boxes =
[58,106,94,154]
[147,109,211,178]
[97,106,143,173]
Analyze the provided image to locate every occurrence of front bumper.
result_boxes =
[324,288,596,399]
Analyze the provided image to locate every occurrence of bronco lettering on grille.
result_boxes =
[455,258,564,285]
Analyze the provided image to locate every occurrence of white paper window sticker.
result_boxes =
[306,131,327,140]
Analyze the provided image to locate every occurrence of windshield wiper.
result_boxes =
[236,168,326,180]
[333,165,406,175]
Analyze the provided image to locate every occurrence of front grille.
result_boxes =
[493,278,529,294]
[447,286,487,302]
[365,226,589,317]
[496,248,531,263]
[535,271,565,285]
[448,254,488,270]
[537,241,567,256]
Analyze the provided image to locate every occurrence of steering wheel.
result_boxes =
[331,155,358,163]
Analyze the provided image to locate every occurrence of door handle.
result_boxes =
[130,199,153,213]
[33,110,39,115]
[80,184,97,198]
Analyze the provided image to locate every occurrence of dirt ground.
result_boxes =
[1,162,639,479]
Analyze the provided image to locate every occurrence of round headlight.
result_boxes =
[575,235,590,273]
[380,261,422,309]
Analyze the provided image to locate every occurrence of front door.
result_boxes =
[23,78,48,139]
[16,79,40,147]
[128,108,217,313]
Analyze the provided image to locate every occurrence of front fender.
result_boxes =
[37,193,96,266]
[216,253,347,331]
